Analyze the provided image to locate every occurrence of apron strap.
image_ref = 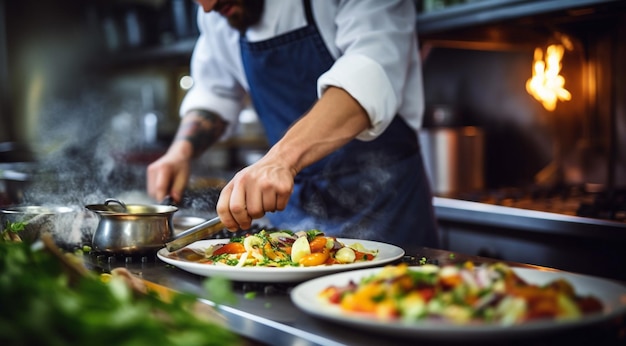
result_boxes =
[303,0,314,25]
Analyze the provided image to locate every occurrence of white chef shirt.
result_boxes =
[180,0,425,141]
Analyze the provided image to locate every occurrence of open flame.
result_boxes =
[526,44,571,111]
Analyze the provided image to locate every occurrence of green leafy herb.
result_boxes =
[203,275,237,306]
[3,220,26,233]
[229,236,244,243]
[0,240,239,346]
[2,221,27,242]
[305,229,324,240]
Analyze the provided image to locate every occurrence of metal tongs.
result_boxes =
[165,215,224,252]
[160,195,225,252]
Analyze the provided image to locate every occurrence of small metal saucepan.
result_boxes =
[85,198,224,255]
[0,205,80,243]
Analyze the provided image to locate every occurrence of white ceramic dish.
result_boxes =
[290,266,626,341]
[157,238,405,282]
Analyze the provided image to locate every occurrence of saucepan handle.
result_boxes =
[165,216,224,252]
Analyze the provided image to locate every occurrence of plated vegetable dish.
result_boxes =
[170,229,379,267]
[319,262,603,325]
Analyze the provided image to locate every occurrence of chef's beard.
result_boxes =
[216,0,265,33]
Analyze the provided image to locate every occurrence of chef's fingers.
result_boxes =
[169,171,188,203]
[146,166,157,197]
[261,180,291,212]
[274,178,293,211]
[260,192,277,215]
[230,178,253,230]
[218,177,253,232]
[147,168,171,202]
[216,182,238,231]
[276,190,290,211]
[247,182,266,219]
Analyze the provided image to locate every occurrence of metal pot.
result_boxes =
[0,205,81,243]
[418,126,485,196]
[86,199,223,255]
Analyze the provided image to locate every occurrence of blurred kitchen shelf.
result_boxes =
[417,0,624,34]
[100,0,626,66]
[103,37,197,67]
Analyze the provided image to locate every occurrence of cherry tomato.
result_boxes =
[309,236,328,253]
[212,242,245,256]
[299,249,330,266]
[354,250,375,261]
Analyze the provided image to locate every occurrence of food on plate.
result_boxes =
[174,229,378,267]
[319,262,603,325]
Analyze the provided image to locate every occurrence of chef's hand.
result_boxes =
[147,141,193,203]
[216,153,296,231]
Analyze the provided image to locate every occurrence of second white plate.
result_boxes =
[290,266,626,341]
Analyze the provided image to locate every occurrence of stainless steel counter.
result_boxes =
[432,197,626,282]
[433,197,626,240]
[86,248,626,346]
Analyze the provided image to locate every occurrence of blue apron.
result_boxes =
[239,0,438,252]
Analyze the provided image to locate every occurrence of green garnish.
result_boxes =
[229,236,244,243]
[419,257,427,265]
[244,292,257,300]
[305,229,324,240]
[0,240,239,345]
[2,221,27,241]
[225,258,240,266]
[203,275,237,306]
[3,221,26,233]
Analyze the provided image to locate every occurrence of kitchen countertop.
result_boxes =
[85,247,626,346]
[433,197,626,240]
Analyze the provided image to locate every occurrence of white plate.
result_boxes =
[290,266,626,341]
[157,238,405,282]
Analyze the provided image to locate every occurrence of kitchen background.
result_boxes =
[1,0,625,280]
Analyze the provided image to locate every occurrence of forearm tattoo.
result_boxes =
[175,109,228,156]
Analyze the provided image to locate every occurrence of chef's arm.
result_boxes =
[217,86,370,230]
[146,109,227,202]
[172,109,228,158]
[268,86,370,175]
[222,86,369,227]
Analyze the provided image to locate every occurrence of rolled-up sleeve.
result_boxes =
[316,0,419,141]
[180,11,247,138]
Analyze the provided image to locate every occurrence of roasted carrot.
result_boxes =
[212,242,245,256]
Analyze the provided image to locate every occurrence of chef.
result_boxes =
[147,0,439,253]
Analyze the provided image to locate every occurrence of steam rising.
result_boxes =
[274,158,394,242]
[15,91,159,246]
